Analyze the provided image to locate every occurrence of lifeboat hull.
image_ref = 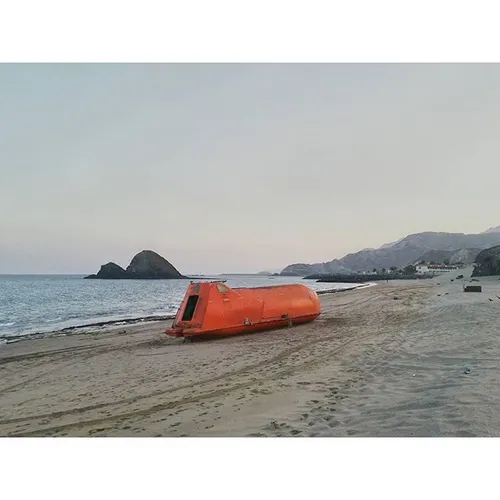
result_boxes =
[166,281,321,339]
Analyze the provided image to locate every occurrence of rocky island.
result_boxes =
[85,250,187,279]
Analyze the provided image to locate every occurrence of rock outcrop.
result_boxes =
[85,250,186,279]
[125,250,184,279]
[310,273,432,283]
[471,245,500,277]
[85,262,128,279]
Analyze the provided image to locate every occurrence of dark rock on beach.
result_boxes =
[84,250,187,280]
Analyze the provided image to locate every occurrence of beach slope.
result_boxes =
[2,275,500,437]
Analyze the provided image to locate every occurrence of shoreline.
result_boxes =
[0,314,177,345]
[316,282,375,295]
[0,283,372,345]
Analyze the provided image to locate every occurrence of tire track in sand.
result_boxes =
[5,326,382,437]
[4,285,430,436]
[1,290,383,424]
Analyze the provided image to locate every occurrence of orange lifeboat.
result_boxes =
[166,281,321,339]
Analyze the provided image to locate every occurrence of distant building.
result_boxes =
[416,263,459,274]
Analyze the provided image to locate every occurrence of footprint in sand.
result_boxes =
[311,405,325,414]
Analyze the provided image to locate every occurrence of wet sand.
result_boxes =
[2,271,500,437]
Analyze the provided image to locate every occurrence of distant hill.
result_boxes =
[281,229,500,276]
[415,248,481,265]
[378,237,405,250]
[482,225,500,234]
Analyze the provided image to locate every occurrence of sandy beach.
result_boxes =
[2,271,500,437]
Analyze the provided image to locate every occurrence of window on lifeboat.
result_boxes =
[217,284,229,294]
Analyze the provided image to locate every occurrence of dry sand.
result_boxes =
[2,271,500,437]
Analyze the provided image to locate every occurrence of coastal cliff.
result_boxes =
[471,245,500,277]
[85,250,186,279]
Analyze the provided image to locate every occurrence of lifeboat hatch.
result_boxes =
[182,295,199,321]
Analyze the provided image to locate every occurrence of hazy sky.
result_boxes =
[1,64,500,274]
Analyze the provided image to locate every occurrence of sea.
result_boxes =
[0,274,358,342]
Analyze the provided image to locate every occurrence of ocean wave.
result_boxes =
[0,322,15,327]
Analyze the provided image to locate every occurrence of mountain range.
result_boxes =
[280,226,500,276]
